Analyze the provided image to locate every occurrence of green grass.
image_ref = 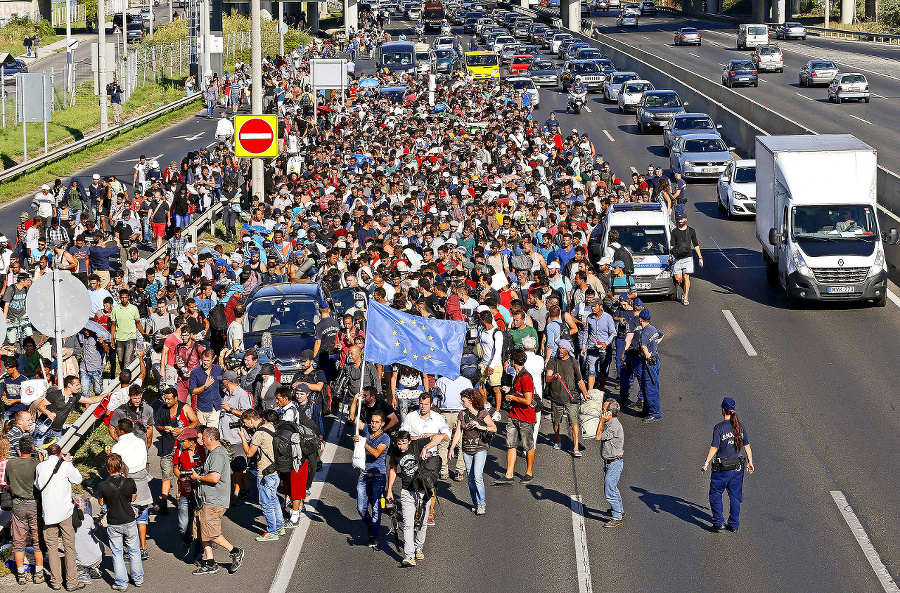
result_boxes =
[71,419,114,495]
[0,17,60,57]
[0,95,201,203]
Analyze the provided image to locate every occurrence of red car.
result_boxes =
[509,55,535,75]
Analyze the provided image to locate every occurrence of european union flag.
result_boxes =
[362,300,466,380]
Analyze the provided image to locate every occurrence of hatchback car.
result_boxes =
[508,76,541,108]
[0,54,27,83]
[722,60,758,87]
[527,59,559,86]
[828,72,870,103]
[669,133,735,179]
[674,27,701,45]
[751,44,783,73]
[617,14,638,26]
[549,32,573,53]
[717,159,757,217]
[623,3,641,15]
[640,0,656,13]
[635,88,685,132]
[603,70,638,102]
[508,54,535,76]
[663,112,721,153]
[799,59,839,86]
[619,79,654,113]
[500,43,523,63]
[776,21,806,39]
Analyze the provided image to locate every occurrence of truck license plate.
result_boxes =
[702,168,716,173]
[827,286,855,294]
[635,283,652,290]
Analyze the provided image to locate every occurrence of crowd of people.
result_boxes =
[0,8,754,587]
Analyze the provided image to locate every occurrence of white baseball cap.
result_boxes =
[548,261,561,269]
[92,174,100,180]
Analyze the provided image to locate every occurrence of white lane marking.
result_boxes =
[887,290,900,308]
[830,491,900,593]
[722,309,758,357]
[689,52,700,57]
[570,495,594,593]
[630,166,638,173]
[759,78,768,83]
[269,415,342,593]
[795,92,815,101]
[603,129,615,142]
[642,35,650,40]
[873,92,885,98]
[709,235,737,268]
[584,105,592,112]
[708,41,720,46]
[849,114,874,125]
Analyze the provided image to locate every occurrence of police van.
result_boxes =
[601,202,675,297]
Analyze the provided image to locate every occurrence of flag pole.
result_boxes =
[356,301,373,434]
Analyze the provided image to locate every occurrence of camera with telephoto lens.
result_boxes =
[228,420,243,430]
[223,356,243,371]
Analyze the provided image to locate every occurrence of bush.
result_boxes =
[879,0,900,28]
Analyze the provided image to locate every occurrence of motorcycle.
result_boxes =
[441,22,451,35]
[415,22,425,37]
[567,89,587,114]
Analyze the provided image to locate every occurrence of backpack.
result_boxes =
[153,327,173,353]
[459,349,480,381]
[493,328,514,364]
[208,302,228,332]
[612,244,635,276]
[511,253,533,272]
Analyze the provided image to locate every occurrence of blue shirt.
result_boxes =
[711,419,749,461]
[195,297,214,318]
[639,323,664,356]
[586,312,616,350]
[362,426,391,474]
[188,364,223,412]
[545,319,563,357]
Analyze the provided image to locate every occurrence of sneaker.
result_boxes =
[726,525,738,532]
[628,400,644,410]
[491,411,502,422]
[278,528,286,536]
[111,586,127,592]
[367,537,379,549]
[493,476,514,486]
[401,557,417,567]
[140,548,149,561]
[476,504,486,516]
[415,548,424,560]
[33,570,45,584]
[229,548,245,574]
[427,517,436,526]
[683,298,690,306]
[88,567,102,580]
[553,443,561,450]
[66,583,86,591]
[573,450,583,458]
[193,562,220,576]
[603,519,624,529]
[133,581,143,587]
[710,524,726,533]
[256,532,280,542]
[521,473,534,483]
[16,572,27,585]
[642,416,661,424]
[285,514,300,528]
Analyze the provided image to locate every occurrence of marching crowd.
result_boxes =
[0,9,753,589]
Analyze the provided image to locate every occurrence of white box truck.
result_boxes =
[757,134,899,307]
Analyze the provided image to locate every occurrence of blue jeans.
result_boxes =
[80,369,103,398]
[584,345,613,378]
[177,495,195,542]
[174,213,191,228]
[258,472,283,534]
[604,458,624,520]
[620,351,642,403]
[709,468,743,529]
[206,99,215,116]
[34,423,60,447]
[107,521,143,589]
[462,450,487,507]
[356,473,385,539]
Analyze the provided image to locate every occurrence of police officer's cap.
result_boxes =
[638,308,651,321]
[722,397,736,411]
[632,298,644,308]
[618,294,630,303]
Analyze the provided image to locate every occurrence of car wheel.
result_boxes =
[778,68,783,73]
[864,97,870,103]
[726,200,735,220]
[874,292,887,307]
[717,189,725,211]
[836,95,842,104]
[637,121,644,133]
[698,40,701,46]
[785,274,800,309]
[619,103,624,113]
[753,81,759,87]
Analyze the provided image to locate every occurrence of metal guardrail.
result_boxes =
[804,25,900,44]
[0,93,203,185]
[59,200,225,454]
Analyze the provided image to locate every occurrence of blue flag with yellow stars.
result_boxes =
[363,300,466,380]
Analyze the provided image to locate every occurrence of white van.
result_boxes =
[737,23,769,49]
[601,202,675,298]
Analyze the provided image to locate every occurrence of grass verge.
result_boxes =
[0,96,201,204]
[71,419,114,496]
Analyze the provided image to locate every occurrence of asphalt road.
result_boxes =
[285,22,900,593]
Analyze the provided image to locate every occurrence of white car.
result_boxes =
[549,33,573,54]
[508,76,540,108]
[408,6,422,19]
[491,35,517,54]
[717,159,757,218]
[618,79,653,113]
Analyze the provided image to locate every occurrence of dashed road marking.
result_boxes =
[689,52,700,57]
[722,310,758,356]
[849,114,874,125]
[830,491,900,593]
[584,105,592,112]
[795,92,815,101]
[603,129,615,141]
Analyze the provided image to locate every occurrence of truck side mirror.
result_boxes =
[885,228,899,245]
[768,228,782,246]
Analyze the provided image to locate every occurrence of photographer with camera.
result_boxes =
[218,371,254,504]
[238,409,283,541]
[702,397,754,533]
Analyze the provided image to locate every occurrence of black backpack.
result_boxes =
[208,302,228,331]
[493,328,514,364]
[612,244,635,276]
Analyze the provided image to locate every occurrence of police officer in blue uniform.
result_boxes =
[637,308,664,423]
[701,397,755,532]
[618,297,644,410]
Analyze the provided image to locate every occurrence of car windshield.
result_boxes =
[759,47,780,55]
[510,79,535,90]
[611,73,634,83]
[434,49,452,58]
[785,22,802,27]
[382,51,413,65]
[841,74,866,83]
[532,60,553,70]
[580,49,602,58]
[467,53,498,66]
[748,26,767,35]
[792,205,878,240]
[732,61,754,70]
[572,62,600,74]
[681,27,697,33]
[626,82,653,93]
[812,61,837,69]
[416,51,430,62]
[244,296,319,333]
[676,117,713,130]
[614,226,669,255]
[512,56,534,64]
[596,59,615,69]
[645,93,677,106]
[496,36,514,43]
[734,166,756,184]
[423,9,443,18]
[683,138,727,152]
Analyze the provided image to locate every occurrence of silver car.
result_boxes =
[663,113,721,153]
[717,159,757,218]
[828,72,870,103]
[751,44,783,73]
[799,59,839,87]
[670,133,735,179]
[674,27,701,45]
[618,79,654,113]
[776,21,806,40]
[604,71,638,102]
[527,59,559,86]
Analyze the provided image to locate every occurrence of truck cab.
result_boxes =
[379,41,417,73]
[600,202,675,298]
[464,50,500,80]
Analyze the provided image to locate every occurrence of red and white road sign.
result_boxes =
[234,115,278,157]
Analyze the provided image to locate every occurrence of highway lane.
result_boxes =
[283,23,900,593]
[585,11,900,174]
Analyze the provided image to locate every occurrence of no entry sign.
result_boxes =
[235,115,278,157]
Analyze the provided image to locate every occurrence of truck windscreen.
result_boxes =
[792,205,878,240]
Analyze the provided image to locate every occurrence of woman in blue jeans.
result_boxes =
[353,411,391,548]
[449,388,497,516]
[96,454,143,590]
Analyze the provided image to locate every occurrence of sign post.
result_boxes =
[234,114,279,158]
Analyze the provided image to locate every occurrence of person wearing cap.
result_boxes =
[636,308,664,423]
[670,213,702,305]
[172,425,205,556]
[154,387,200,518]
[219,369,254,504]
[584,298,616,393]
[32,184,55,227]
[702,397,755,532]
[545,338,589,457]
[608,259,636,297]
[291,349,328,410]
[3,272,33,347]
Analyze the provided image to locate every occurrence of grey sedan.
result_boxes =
[528,59,560,86]
[799,59,839,87]
[604,71,638,102]
[674,27,701,45]
[669,133,735,179]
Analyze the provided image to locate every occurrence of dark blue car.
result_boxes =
[721,59,758,88]
[0,53,27,84]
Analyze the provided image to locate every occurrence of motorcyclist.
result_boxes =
[572,75,588,96]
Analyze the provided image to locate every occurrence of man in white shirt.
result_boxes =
[215,113,235,142]
[111,417,154,559]
[522,335,545,453]
[399,392,450,526]
[433,374,472,481]
[34,444,82,590]
[478,310,505,422]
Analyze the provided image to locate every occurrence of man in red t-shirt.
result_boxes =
[173,428,206,557]
[494,350,536,485]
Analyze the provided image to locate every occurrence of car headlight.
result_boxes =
[656,270,671,279]
[869,248,884,276]
[791,247,811,277]
[684,161,694,167]
[734,192,747,201]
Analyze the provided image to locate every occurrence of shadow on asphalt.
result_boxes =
[629,486,712,529]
